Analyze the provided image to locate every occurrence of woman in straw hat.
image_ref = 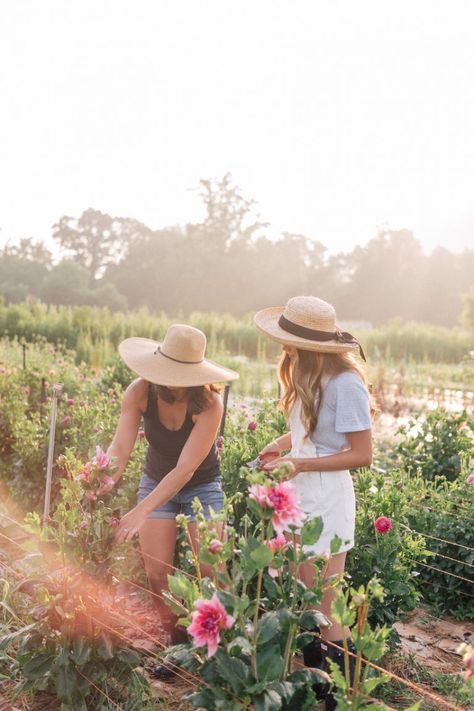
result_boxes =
[254,295,373,710]
[94,324,238,677]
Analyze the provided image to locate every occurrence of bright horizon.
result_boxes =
[1,0,474,255]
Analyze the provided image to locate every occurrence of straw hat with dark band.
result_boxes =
[119,324,239,387]
[254,296,365,361]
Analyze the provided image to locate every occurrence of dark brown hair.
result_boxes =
[156,384,221,414]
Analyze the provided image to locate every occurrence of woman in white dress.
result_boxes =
[254,295,373,710]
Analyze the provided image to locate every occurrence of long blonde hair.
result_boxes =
[278,348,374,438]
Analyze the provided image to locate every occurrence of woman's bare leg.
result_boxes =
[298,551,349,641]
[138,519,184,642]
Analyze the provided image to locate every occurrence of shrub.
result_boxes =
[407,468,474,620]
[395,409,473,482]
[347,469,428,627]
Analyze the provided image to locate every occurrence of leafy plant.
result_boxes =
[347,469,428,627]
[395,409,473,482]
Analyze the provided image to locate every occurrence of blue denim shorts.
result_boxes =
[137,473,224,520]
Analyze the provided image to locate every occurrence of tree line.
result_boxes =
[1,174,473,326]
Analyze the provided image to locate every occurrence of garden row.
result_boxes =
[0,340,473,709]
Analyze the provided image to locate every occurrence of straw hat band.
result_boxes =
[278,315,366,361]
[155,346,204,365]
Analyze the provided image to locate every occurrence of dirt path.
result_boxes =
[394,607,473,673]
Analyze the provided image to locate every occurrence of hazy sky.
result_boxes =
[1,0,474,254]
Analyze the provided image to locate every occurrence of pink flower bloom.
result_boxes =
[267,482,305,534]
[467,473,474,485]
[247,421,257,431]
[249,482,305,534]
[80,520,88,530]
[101,475,115,488]
[208,539,223,554]
[92,446,109,470]
[62,415,71,426]
[249,483,271,508]
[374,516,393,534]
[48,369,56,376]
[109,517,120,528]
[79,400,86,406]
[267,533,287,577]
[93,427,101,433]
[66,398,75,406]
[216,435,224,447]
[267,532,287,553]
[188,593,235,657]
[138,430,145,440]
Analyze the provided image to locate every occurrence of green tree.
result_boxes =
[53,209,148,284]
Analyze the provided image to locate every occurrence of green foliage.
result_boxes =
[396,409,473,481]
[162,470,397,710]
[347,469,428,626]
[407,469,474,620]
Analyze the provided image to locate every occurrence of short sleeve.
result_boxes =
[334,372,371,433]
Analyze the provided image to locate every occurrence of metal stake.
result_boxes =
[219,384,231,437]
[43,383,63,524]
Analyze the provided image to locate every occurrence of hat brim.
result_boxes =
[118,337,239,387]
[254,307,360,354]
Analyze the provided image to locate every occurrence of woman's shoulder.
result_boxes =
[324,370,368,397]
[123,378,149,411]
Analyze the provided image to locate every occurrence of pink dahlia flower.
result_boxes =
[247,421,257,431]
[62,415,71,426]
[80,520,88,530]
[92,446,110,470]
[188,593,235,657]
[467,473,474,485]
[66,398,75,406]
[267,532,287,553]
[374,516,393,534]
[249,481,305,534]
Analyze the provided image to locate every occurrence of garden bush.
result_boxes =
[395,409,473,482]
[347,469,428,627]
[407,468,474,620]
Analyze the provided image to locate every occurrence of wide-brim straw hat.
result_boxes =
[254,296,363,357]
[119,324,239,387]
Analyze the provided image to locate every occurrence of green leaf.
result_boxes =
[301,517,324,546]
[168,572,195,604]
[300,609,329,631]
[251,544,273,568]
[257,611,281,645]
[215,652,250,694]
[404,703,421,711]
[70,637,91,666]
[22,652,55,679]
[256,644,284,681]
[0,623,37,650]
[227,636,253,657]
[254,689,282,711]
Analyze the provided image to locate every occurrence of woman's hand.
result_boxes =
[258,442,280,462]
[114,506,147,544]
[262,456,300,479]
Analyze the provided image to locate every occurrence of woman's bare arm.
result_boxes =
[263,429,372,475]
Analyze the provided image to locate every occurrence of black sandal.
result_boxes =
[150,656,179,681]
